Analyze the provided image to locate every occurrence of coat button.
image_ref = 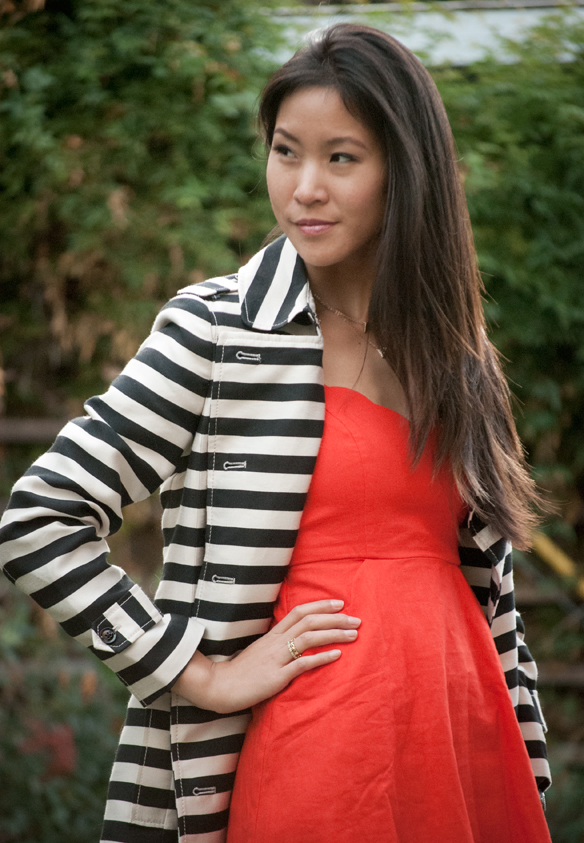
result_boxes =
[100,628,117,645]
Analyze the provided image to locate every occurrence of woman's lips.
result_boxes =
[294,220,337,236]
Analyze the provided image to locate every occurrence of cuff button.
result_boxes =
[100,628,117,645]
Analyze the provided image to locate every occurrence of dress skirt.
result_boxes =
[227,386,551,843]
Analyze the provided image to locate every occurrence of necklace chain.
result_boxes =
[311,290,385,358]
[312,290,368,333]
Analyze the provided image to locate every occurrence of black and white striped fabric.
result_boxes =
[0,236,550,843]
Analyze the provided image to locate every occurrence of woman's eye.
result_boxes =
[273,144,294,157]
[331,152,356,163]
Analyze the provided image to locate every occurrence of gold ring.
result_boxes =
[287,638,301,660]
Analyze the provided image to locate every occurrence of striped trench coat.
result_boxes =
[0,235,550,843]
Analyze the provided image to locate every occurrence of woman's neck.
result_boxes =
[305,257,377,324]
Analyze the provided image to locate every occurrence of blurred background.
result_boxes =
[0,0,583,840]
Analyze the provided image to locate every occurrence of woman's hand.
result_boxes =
[171,599,361,714]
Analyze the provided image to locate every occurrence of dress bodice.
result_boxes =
[291,385,465,565]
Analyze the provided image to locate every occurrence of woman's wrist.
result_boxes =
[171,649,217,708]
[172,654,241,714]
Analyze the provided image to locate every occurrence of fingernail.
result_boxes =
[331,649,342,657]
[346,630,358,639]
[348,616,361,625]
[331,600,344,609]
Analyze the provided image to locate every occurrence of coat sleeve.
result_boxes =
[0,293,216,707]
[458,517,552,794]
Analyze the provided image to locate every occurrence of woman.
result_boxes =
[0,23,551,843]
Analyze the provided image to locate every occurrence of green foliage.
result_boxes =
[0,0,279,420]
[545,762,584,843]
[538,685,584,842]
[0,580,128,843]
[434,15,584,541]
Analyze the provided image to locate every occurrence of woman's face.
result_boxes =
[266,86,386,283]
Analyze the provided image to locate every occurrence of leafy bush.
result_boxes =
[435,15,584,554]
[0,579,128,843]
[0,0,278,427]
[545,761,584,843]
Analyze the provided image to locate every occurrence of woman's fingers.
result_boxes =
[283,647,343,680]
[273,599,361,666]
[290,626,359,656]
[283,611,361,654]
[272,599,345,634]
[273,599,362,638]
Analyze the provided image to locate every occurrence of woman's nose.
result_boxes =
[293,163,328,205]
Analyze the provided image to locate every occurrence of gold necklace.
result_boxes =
[312,290,368,333]
[312,290,385,358]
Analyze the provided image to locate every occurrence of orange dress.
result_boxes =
[227,386,551,843]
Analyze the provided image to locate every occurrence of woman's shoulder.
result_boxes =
[176,274,239,302]
[152,273,242,336]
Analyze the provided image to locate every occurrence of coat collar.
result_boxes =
[238,236,315,331]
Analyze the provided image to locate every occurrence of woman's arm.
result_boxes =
[459,518,551,793]
[0,294,215,706]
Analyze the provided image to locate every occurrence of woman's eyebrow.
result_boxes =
[325,136,368,150]
[273,127,368,150]
[272,128,299,142]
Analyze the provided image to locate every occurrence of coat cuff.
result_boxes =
[90,583,165,653]
[92,608,205,706]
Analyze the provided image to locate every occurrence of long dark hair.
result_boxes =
[259,23,541,548]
